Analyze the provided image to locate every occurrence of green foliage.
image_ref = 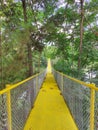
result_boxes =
[0,0,98,89]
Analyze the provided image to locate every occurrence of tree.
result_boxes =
[78,0,84,77]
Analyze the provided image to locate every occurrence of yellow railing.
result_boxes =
[53,69,98,130]
[0,70,46,130]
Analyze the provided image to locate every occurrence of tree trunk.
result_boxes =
[78,0,84,77]
[27,43,33,76]
[21,0,33,76]
[21,0,27,22]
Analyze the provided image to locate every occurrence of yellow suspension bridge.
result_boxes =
[0,59,98,130]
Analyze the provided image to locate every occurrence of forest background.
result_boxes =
[0,0,98,90]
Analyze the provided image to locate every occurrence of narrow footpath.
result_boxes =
[24,59,78,130]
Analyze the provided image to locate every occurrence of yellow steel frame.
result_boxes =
[0,70,46,130]
[53,69,98,130]
[0,67,97,130]
[0,71,45,95]
[55,69,98,90]
[90,89,95,130]
[6,85,12,130]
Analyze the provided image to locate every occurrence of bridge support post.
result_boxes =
[6,84,12,130]
[90,88,95,130]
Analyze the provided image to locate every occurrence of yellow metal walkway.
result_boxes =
[24,60,78,130]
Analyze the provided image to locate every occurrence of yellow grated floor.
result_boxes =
[24,59,78,130]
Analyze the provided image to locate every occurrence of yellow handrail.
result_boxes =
[54,69,98,91]
[0,69,46,130]
[0,70,45,95]
[53,69,98,130]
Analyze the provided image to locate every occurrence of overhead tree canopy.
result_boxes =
[0,0,98,89]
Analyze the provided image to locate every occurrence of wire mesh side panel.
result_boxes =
[95,91,98,130]
[11,79,34,130]
[63,77,90,130]
[10,70,46,130]
[0,94,8,130]
[55,72,60,86]
[37,70,46,90]
[52,71,62,90]
[53,70,91,130]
